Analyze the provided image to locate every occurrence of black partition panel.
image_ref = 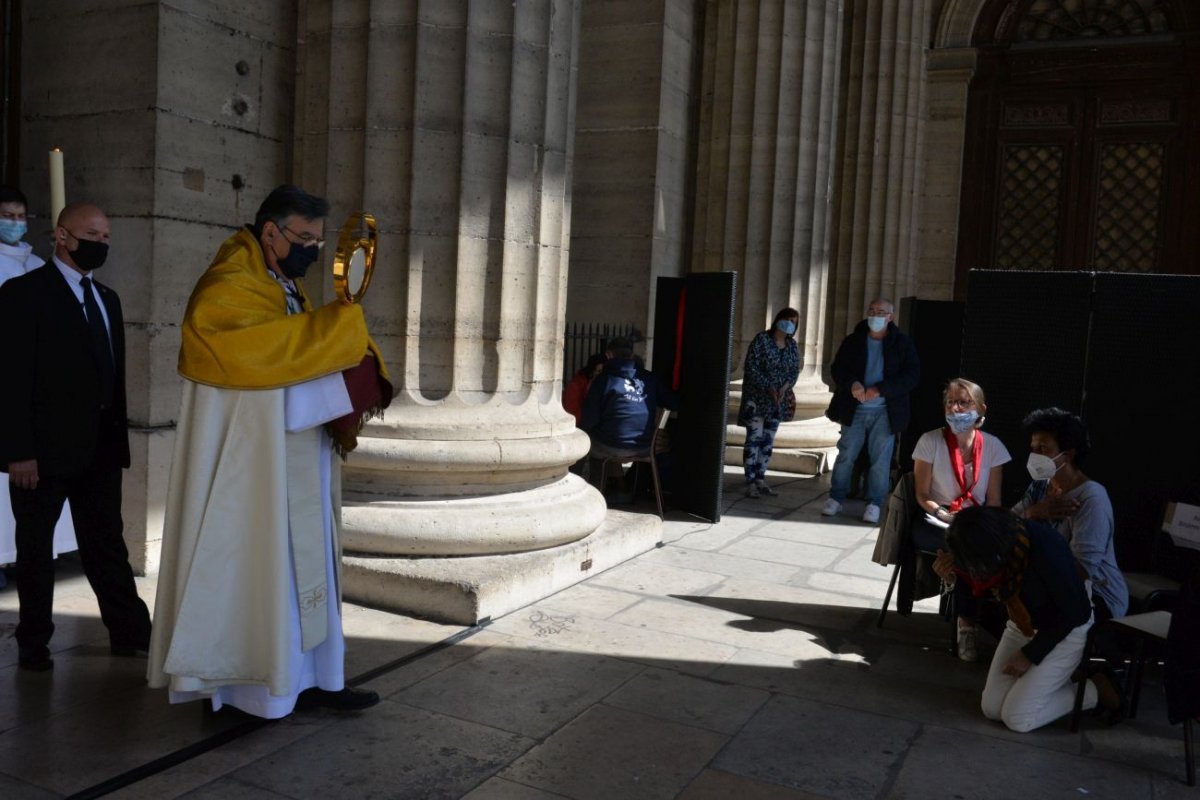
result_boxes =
[1084,273,1200,571]
[960,270,1093,505]
[652,272,736,523]
[897,297,964,471]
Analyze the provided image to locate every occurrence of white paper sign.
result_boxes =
[1164,502,1200,552]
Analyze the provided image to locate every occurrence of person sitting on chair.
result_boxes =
[580,337,676,503]
[911,378,1011,662]
[1011,407,1128,621]
[934,506,1121,733]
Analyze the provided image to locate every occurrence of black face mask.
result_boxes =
[276,239,320,279]
[68,238,109,271]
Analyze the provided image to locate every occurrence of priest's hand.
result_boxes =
[8,459,38,491]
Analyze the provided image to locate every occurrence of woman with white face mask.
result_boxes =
[1011,408,1127,620]
[0,185,45,287]
[911,378,1012,661]
[737,307,801,498]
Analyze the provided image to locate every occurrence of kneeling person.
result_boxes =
[937,507,1120,733]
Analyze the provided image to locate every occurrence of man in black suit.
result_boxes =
[0,202,151,671]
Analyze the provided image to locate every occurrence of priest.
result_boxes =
[148,185,391,718]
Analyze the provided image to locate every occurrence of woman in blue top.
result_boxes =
[737,308,801,498]
[1011,407,1128,620]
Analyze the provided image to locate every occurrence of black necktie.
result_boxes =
[80,277,115,408]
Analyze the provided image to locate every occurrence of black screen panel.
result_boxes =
[898,297,964,471]
[1084,273,1200,571]
[960,270,1093,505]
[652,272,736,523]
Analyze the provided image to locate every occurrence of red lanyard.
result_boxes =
[943,427,984,512]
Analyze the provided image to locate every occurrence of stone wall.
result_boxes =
[19,0,297,572]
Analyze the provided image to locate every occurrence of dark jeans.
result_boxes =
[10,464,151,657]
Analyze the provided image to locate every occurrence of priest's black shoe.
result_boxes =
[297,687,380,712]
[18,649,53,672]
[110,642,150,658]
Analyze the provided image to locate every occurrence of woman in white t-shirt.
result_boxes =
[912,377,1011,661]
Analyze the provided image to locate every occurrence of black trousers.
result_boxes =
[10,463,151,656]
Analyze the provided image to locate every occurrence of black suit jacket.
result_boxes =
[0,262,130,476]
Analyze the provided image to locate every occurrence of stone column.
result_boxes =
[690,0,846,469]
[18,1,297,572]
[827,0,934,340]
[295,2,640,623]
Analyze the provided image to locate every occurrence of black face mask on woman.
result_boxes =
[68,238,109,271]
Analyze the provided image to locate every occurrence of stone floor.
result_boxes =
[0,468,1193,799]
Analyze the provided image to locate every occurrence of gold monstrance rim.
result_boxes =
[332,212,377,304]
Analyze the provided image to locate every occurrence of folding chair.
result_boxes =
[591,408,671,519]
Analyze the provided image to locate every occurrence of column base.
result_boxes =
[342,509,662,625]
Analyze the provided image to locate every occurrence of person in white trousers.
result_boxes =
[933,506,1121,733]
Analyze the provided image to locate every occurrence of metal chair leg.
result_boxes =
[877,561,901,628]
[648,455,664,519]
[1185,716,1195,787]
[1129,638,1147,720]
[1069,630,1095,733]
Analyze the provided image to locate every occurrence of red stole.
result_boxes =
[942,426,984,512]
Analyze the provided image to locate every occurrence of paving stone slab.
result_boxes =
[644,544,803,583]
[677,768,832,799]
[582,560,726,598]
[603,667,769,734]
[501,704,728,800]
[105,715,334,800]
[609,596,829,660]
[533,583,643,620]
[713,693,919,799]
[398,640,643,738]
[719,537,841,570]
[488,603,739,677]
[890,723,1156,800]
[754,517,872,548]
[461,777,568,799]
[230,700,534,800]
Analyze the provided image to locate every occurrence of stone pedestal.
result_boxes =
[294,2,647,618]
[344,509,661,625]
[724,381,839,476]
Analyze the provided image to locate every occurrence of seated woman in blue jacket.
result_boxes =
[580,337,676,499]
[934,507,1120,732]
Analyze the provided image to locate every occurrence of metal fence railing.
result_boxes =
[562,322,642,383]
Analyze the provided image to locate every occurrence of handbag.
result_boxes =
[781,387,797,422]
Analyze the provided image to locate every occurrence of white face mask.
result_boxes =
[1026,452,1063,482]
[866,315,888,333]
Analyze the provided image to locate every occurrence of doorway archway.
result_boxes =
[954,0,1200,291]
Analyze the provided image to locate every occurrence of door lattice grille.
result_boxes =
[1017,0,1174,42]
[994,145,1065,269]
[1092,142,1165,272]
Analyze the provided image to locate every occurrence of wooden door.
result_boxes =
[956,0,1200,293]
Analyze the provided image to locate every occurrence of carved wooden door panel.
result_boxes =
[956,0,1200,291]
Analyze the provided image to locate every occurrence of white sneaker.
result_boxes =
[821,498,842,516]
[862,504,880,525]
[957,625,978,662]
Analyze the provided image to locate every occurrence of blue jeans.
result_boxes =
[830,405,894,506]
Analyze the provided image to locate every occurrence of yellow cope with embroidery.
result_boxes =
[178,227,388,389]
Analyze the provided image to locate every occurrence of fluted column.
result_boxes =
[828,0,933,340]
[691,0,845,457]
[295,1,605,560]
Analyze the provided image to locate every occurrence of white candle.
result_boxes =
[49,148,65,226]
